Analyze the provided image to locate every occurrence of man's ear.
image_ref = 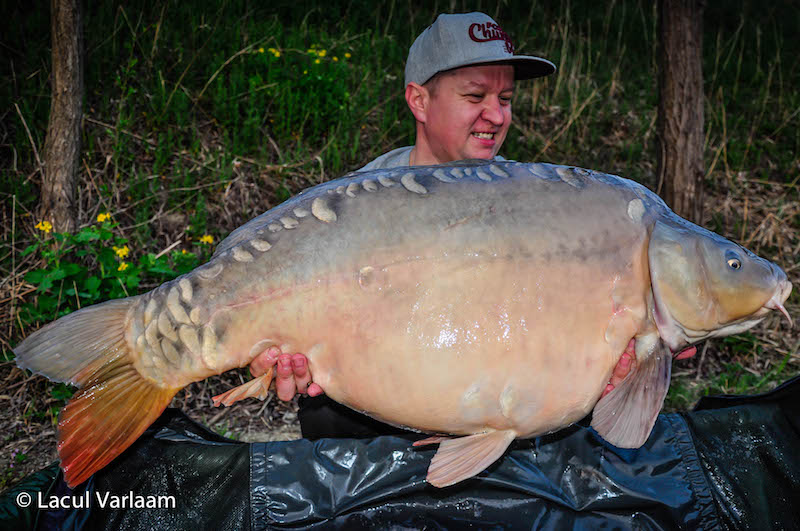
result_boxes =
[405,82,429,123]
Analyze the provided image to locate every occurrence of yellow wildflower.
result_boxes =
[199,234,214,244]
[314,58,320,64]
[181,249,188,255]
[345,52,351,59]
[333,56,338,62]
[258,47,265,53]
[118,262,129,272]
[35,220,53,233]
[274,50,281,58]
[303,70,308,74]
[113,245,130,258]
[97,212,111,223]
[318,49,327,57]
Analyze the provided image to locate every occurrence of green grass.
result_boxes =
[4,1,798,187]
[1,0,799,413]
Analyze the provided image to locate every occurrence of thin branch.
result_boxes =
[14,103,43,179]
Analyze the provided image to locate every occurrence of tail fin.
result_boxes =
[14,298,180,487]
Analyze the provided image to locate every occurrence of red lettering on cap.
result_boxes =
[468,22,514,54]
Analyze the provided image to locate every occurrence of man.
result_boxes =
[253,13,668,437]
[356,11,553,170]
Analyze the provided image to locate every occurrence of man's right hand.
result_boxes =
[250,347,324,401]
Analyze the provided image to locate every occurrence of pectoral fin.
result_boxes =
[425,429,516,487]
[591,340,672,448]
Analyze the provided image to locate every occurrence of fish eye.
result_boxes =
[725,250,742,270]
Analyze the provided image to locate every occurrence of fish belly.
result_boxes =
[216,249,648,438]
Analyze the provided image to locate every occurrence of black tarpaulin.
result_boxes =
[3,375,800,530]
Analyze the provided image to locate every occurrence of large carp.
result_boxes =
[15,161,792,488]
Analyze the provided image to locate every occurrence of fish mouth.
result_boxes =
[764,280,793,327]
[712,278,792,337]
[651,278,793,352]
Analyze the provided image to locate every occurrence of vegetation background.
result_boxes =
[1,0,798,489]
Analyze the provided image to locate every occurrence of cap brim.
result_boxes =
[507,56,557,80]
[434,55,556,83]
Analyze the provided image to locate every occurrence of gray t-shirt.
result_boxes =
[357,146,507,171]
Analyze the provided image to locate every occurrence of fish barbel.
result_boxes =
[14,161,792,488]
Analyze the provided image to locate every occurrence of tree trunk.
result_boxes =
[657,0,705,223]
[42,0,84,233]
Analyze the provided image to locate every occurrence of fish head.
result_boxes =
[648,220,792,351]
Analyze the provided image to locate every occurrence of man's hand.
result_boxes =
[600,340,698,399]
[601,339,636,399]
[250,347,324,401]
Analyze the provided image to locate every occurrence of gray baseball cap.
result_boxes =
[404,12,556,86]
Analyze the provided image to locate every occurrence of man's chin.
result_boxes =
[460,148,497,161]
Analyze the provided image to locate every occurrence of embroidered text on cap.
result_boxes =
[468,22,514,53]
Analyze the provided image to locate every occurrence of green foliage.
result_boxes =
[212,420,240,441]
[705,351,794,397]
[0,448,29,491]
[19,216,210,328]
[665,379,694,412]
[5,0,798,187]
[50,383,75,402]
[665,346,796,411]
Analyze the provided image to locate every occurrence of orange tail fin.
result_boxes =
[57,360,179,487]
[14,298,181,487]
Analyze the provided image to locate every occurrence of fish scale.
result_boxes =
[14,161,792,488]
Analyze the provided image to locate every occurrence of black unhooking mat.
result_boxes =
[3,375,800,530]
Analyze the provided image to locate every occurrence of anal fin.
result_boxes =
[591,339,672,448]
[212,368,274,407]
[425,429,516,487]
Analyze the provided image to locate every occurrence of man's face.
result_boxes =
[422,64,514,163]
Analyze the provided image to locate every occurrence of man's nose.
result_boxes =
[481,98,505,125]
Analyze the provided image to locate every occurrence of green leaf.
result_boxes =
[62,263,84,277]
[37,277,54,292]
[48,268,67,282]
[74,229,99,243]
[24,269,48,284]
[66,286,91,298]
[21,243,39,257]
[148,265,176,276]
[98,227,114,241]
[86,276,101,294]
[50,383,75,401]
